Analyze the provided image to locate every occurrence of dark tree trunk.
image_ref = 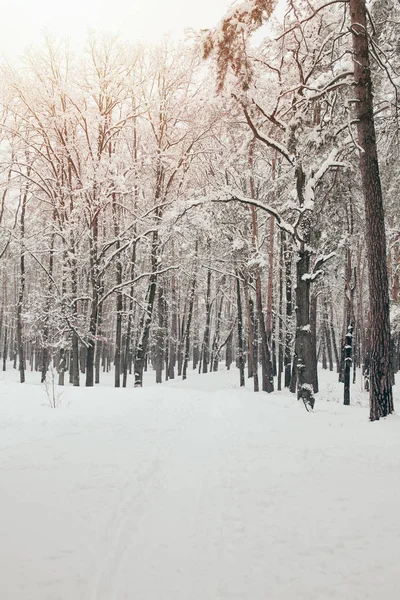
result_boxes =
[17,185,28,384]
[86,210,99,387]
[249,297,259,392]
[94,325,102,385]
[277,232,284,390]
[350,0,393,419]
[294,244,314,407]
[244,278,254,379]
[225,297,233,371]
[323,297,333,371]
[255,273,273,393]
[330,302,340,374]
[283,234,293,388]
[211,294,224,372]
[236,275,245,387]
[41,220,55,384]
[192,295,200,371]
[168,269,178,379]
[201,266,212,374]
[122,244,137,388]
[344,324,354,406]
[114,271,123,388]
[310,292,318,394]
[182,271,196,380]
[155,282,167,383]
[134,231,159,387]
[2,324,7,372]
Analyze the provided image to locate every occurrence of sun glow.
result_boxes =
[2,0,233,59]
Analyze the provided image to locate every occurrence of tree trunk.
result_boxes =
[283,234,293,388]
[201,266,212,374]
[182,270,197,380]
[41,220,55,384]
[249,297,259,392]
[17,186,28,384]
[134,231,159,387]
[350,0,393,419]
[211,294,224,372]
[168,267,178,379]
[236,275,245,387]
[344,324,354,406]
[294,243,314,407]
[310,292,318,394]
[277,232,284,390]
[155,282,166,383]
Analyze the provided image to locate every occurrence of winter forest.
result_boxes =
[1,0,398,419]
[1,0,400,597]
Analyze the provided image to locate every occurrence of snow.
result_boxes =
[0,366,400,599]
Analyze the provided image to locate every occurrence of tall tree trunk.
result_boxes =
[249,142,273,391]
[182,267,197,380]
[94,303,103,385]
[277,232,284,390]
[69,240,80,387]
[323,297,334,372]
[41,223,55,383]
[122,244,137,387]
[211,293,224,372]
[17,185,28,384]
[244,278,254,379]
[283,234,293,388]
[123,117,139,388]
[113,202,123,388]
[350,0,393,419]
[266,215,275,345]
[192,293,200,371]
[330,301,340,374]
[134,231,159,387]
[294,242,314,406]
[293,165,315,407]
[86,219,99,388]
[155,282,166,383]
[344,324,354,406]
[201,266,212,374]
[310,292,318,393]
[236,274,245,387]
[168,262,178,379]
[2,323,7,372]
[249,297,259,391]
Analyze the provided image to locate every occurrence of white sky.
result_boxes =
[1,0,234,59]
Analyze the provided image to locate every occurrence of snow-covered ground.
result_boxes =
[0,366,399,600]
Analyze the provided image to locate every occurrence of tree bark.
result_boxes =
[236,275,245,387]
[182,269,197,380]
[283,234,293,388]
[17,185,28,384]
[134,231,159,387]
[350,0,393,419]
[201,266,212,374]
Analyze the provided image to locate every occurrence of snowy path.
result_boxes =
[0,369,400,599]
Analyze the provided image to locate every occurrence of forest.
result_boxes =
[0,0,399,421]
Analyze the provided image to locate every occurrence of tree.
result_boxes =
[349,0,393,420]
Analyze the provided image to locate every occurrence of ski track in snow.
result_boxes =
[0,368,400,599]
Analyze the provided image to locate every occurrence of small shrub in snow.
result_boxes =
[42,365,64,408]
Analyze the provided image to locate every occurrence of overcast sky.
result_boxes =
[2,0,233,59]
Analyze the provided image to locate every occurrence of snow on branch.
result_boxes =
[301,252,336,282]
[202,0,277,92]
[98,265,179,306]
[313,251,336,271]
[240,102,294,165]
[213,192,295,237]
[303,149,345,210]
[304,70,354,101]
